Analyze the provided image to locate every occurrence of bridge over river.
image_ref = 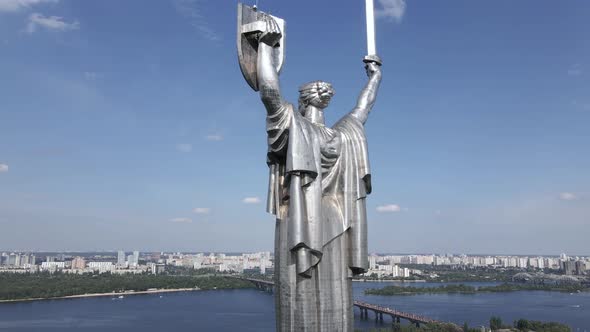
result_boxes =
[233,276,459,328]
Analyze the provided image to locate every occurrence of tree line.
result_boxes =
[365,283,588,296]
[0,272,253,301]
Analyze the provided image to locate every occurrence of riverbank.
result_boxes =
[365,283,590,296]
[366,284,477,295]
[0,287,203,304]
[0,273,254,302]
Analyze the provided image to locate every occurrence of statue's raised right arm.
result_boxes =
[257,16,285,115]
[350,60,382,124]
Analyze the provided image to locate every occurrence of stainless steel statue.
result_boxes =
[237,3,382,331]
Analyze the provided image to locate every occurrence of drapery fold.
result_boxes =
[266,103,371,276]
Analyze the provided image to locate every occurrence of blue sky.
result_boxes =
[0,0,588,255]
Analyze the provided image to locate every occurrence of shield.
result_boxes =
[237,3,286,91]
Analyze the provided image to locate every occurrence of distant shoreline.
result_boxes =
[365,283,590,296]
[353,279,427,282]
[0,288,201,304]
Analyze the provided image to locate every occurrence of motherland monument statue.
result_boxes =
[237,1,382,331]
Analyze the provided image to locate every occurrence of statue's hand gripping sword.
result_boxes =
[363,0,382,66]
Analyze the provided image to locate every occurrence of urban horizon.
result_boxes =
[2,249,590,257]
[2,250,588,276]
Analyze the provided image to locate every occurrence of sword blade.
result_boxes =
[365,0,376,55]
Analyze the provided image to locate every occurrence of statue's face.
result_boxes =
[299,81,335,111]
[310,85,334,109]
[311,93,332,109]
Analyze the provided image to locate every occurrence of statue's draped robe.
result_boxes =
[266,103,371,331]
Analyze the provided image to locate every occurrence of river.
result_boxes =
[0,282,588,331]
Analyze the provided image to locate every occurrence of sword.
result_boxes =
[364,0,381,65]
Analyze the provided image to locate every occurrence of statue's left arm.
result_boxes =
[349,60,382,124]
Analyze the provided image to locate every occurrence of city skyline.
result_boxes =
[2,250,588,277]
[1,0,589,254]
[1,248,589,258]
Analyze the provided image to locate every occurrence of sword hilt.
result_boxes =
[363,54,382,66]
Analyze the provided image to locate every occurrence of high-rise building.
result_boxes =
[545,257,558,269]
[392,265,400,277]
[117,250,126,266]
[148,263,157,275]
[260,259,267,275]
[181,255,194,267]
[25,254,34,266]
[14,254,21,267]
[8,253,17,266]
[369,255,377,270]
[71,257,86,269]
[528,258,538,269]
[132,251,139,266]
[88,262,114,273]
[41,261,65,270]
[562,261,576,275]
[537,257,545,270]
[402,267,410,278]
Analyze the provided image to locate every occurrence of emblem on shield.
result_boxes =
[237,3,286,91]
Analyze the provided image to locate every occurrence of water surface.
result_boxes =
[0,282,587,331]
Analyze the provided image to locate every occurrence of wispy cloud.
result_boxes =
[205,134,223,141]
[0,163,8,172]
[242,197,261,204]
[176,143,193,152]
[169,217,193,223]
[26,13,79,33]
[376,204,401,213]
[173,0,220,41]
[375,0,406,23]
[0,0,57,12]
[84,72,100,80]
[567,64,582,76]
[572,100,590,111]
[192,207,210,214]
[559,192,578,201]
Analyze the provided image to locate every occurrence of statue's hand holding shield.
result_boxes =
[258,15,282,48]
[237,3,286,91]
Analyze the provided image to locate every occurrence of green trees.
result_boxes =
[488,316,570,332]
[478,283,586,293]
[366,283,588,296]
[357,322,462,332]
[359,320,570,332]
[489,316,503,330]
[0,272,253,301]
[461,322,481,332]
[365,284,476,296]
[515,319,530,330]
[513,319,570,332]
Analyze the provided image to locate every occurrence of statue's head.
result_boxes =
[298,81,335,113]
